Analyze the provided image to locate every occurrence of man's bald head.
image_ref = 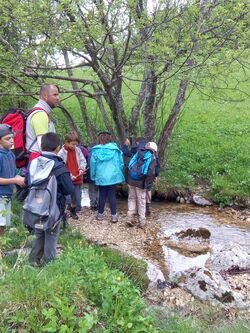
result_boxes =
[39,84,60,108]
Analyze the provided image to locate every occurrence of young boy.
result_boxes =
[28,132,73,265]
[126,142,158,229]
[58,132,87,219]
[0,124,25,237]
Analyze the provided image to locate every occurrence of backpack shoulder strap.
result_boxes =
[52,165,68,178]
[128,152,138,168]
[26,108,49,152]
[27,107,47,117]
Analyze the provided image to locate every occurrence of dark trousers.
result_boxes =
[72,184,82,210]
[98,184,116,215]
[65,184,82,211]
[29,223,60,265]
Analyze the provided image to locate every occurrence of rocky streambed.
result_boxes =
[71,191,250,315]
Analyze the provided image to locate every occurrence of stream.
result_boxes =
[78,188,250,309]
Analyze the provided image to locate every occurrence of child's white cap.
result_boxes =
[146,142,158,152]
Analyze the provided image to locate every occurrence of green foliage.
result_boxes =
[0,233,155,332]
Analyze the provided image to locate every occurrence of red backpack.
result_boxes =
[1,107,44,167]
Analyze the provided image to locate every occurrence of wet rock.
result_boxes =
[164,228,211,255]
[193,195,212,206]
[157,279,166,289]
[176,228,211,239]
[176,267,248,308]
[147,262,165,288]
[206,244,249,272]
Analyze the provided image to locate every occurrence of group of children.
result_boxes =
[0,125,159,265]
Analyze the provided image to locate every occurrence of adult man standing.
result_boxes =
[26,84,60,160]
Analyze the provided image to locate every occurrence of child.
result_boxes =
[90,132,124,223]
[126,142,158,229]
[28,132,73,265]
[58,132,87,219]
[0,124,25,237]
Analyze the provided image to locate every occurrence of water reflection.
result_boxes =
[81,187,90,207]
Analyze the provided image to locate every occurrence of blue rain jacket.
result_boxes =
[90,143,125,186]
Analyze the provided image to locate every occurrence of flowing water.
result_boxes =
[155,204,250,278]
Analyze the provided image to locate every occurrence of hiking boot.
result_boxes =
[111,214,118,223]
[70,207,79,220]
[126,218,135,227]
[146,203,151,216]
[96,212,104,221]
[90,205,98,211]
[138,221,146,229]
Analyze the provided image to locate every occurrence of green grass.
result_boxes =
[1,233,155,332]
[152,309,249,333]
[163,85,250,205]
[94,246,149,291]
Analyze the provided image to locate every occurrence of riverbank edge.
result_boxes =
[117,182,250,210]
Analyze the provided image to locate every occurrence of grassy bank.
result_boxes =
[163,87,250,206]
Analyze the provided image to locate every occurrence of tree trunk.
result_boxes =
[63,50,96,142]
[142,68,157,140]
[158,79,188,164]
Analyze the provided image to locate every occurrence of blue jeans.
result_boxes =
[98,185,116,215]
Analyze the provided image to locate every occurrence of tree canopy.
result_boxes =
[0,0,249,161]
